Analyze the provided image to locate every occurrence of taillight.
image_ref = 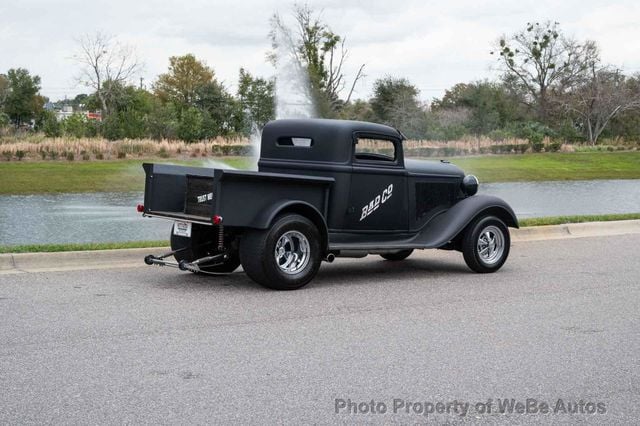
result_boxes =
[213,215,223,225]
[136,204,144,213]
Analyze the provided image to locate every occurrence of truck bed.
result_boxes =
[142,163,334,227]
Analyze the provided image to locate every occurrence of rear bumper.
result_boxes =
[143,210,214,226]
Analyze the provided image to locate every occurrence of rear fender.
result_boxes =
[249,200,329,252]
[419,194,518,248]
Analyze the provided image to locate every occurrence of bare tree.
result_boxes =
[492,21,599,120]
[73,32,141,115]
[269,4,364,116]
[562,66,640,144]
[292,4,365,106]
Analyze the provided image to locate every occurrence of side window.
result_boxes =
[354,137,396,162]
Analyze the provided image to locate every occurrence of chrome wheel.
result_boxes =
[274,230,310,275]
[476,225,505,265]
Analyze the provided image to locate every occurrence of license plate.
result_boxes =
[173,221,192,238]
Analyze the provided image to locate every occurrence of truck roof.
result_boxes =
[260,118,403,163]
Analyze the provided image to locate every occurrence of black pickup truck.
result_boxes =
[140,118,518,289]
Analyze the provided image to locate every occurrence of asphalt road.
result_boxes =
[1,234,639,424]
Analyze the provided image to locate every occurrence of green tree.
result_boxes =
[196,81,242,137]
[0,74,9,110]
[0,112,11,131]
[147,101,178,140]
[338,99,375,122]
[4,68,44,125]
[237,68,275,131]
[63,113,89,138]
[102,113,125,140]
[370,76,424,137]
[177,107,203,142]
[432,81,526,134]
[154,54,215,108]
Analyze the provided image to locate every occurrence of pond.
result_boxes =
[1,179,639,246]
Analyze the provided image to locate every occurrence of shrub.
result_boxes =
[66,152,75,161]
[63,114,88,138]
[41,111,62,137]
[531,142,545,153]
[157,147,170,158]
[95,153,104,160]
[2,151,12,161]
[511,121,555,145]
[82,153,91,161]
[547,141,562,152]
[15,150,25,160]
[102,114,125,141]
[487,128,516,141]
[117,151,126,159]
[0,112,10,129]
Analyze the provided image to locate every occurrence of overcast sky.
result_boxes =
[1,0,639,103]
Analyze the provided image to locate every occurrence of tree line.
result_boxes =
[1,9,639,145]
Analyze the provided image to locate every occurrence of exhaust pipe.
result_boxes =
[324,253,336,263]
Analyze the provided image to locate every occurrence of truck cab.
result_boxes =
[141,119,518,290]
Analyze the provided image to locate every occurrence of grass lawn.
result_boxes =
[0,157,253,194]
[0,152,639,195]
[446,151,640,182]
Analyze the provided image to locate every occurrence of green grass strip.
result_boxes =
[0,240,168,254]
[519,213,640,227]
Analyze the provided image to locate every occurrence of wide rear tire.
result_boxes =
[170,224,241,273]
[240,214,322,290]
[462,216,510,273]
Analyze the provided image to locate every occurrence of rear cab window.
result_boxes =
[354,136,397,163]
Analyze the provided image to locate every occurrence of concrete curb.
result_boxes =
[511,219,640,242]
[0,246,168,275]
[1,220,639,274]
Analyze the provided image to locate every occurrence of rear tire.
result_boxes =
[170,224,241,273]
[462,216,510,273]
[380,249,413,261]
[239,214,322,290]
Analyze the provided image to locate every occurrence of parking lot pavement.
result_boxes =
[1,234,639,424]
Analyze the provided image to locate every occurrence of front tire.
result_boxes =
[239,214,322,290]
[462,216,510,273]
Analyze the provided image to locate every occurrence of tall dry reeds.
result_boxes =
[5,134,633,161]
[0,136,252,161]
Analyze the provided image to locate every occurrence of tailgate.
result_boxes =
[142,163,217,224]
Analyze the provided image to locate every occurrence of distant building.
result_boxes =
[86,111,102,122]
[54,105,102,122]
[55,105,74,121]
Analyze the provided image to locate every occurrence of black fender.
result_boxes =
[416,194,518,248]
[248,200,329,251]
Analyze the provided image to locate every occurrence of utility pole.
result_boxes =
[139,77,144,90]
